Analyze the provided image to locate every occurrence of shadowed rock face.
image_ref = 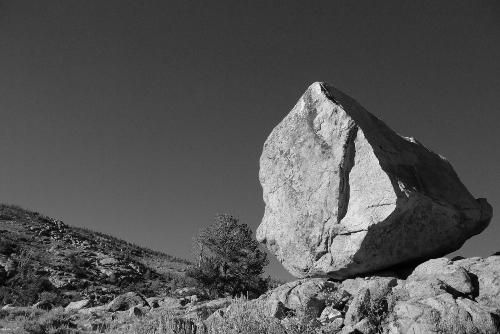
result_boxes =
[257,82,492,279]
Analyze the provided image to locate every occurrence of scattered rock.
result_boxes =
[386,294,499,334]
[65,299,91,312]
[257,82,492,278]
[106,292,148,312]
[268,300,287,319]
[341,276,397,303]
[186,298,233,320]
[319,287,350,310]
[409,257,474,296]
[319,306,342,324]
[32,300,53,310]
[174,286,199,298]
[159,297,183,310]
[340,325,355,334]
[128,305,144,317]
[146,297,160,308]
[263,278,335,318]
[78,305,106,315]
[454,255,500,313]
[353,318,376,334]
[322,317,344,332]
[188,295,199,303]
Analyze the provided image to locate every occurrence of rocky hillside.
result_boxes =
[0,204,192,308]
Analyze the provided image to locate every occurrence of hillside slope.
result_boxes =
[0,204,192,307]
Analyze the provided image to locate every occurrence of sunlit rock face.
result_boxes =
[257,82,492,279]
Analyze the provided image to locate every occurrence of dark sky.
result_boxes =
[0,1,499,280]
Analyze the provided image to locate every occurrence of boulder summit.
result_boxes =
[257,82,492,279]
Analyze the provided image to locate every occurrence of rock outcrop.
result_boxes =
[257,82,492,278]
[212,255,500,334]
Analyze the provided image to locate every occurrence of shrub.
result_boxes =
[0,246,54,306]
[67,253,90,279]
[0,240,16,255]
[23,307,75,334]
[36,291,69,309]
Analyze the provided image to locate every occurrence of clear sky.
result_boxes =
[0,1,499,280]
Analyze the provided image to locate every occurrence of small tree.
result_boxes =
[188,214,269,298]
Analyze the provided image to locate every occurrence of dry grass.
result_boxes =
[0,297,326,334]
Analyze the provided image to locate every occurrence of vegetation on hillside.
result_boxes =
[0,204,195,309]
[0,205,289,333]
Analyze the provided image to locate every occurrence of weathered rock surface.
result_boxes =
[65,299,91,312]
[257,82,492,278]
[454,255,500,314]
[212,255,500,334]
[387,294,498,334]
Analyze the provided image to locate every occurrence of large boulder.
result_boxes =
[257,82,492,278]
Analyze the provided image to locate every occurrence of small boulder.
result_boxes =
[78,305,106,315]
[398,277,446,299]
[174,286,199,298]
[186,298,233,320]
[128,305,144,317]
[340,325,356,334]
[454,255,500,313]
[319,306,342,324]
[341,276,397,305]
[353,318,376,334]
[159,297,182,310]
[65,299,90,312]
[106,292,148,312]
[409,258,474,296]
[268,300,287,319]
[386,294,499,334]
[265,278,335,317]
[320,317,344,332]
[32,300,53,310]
[146,297,160,309]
